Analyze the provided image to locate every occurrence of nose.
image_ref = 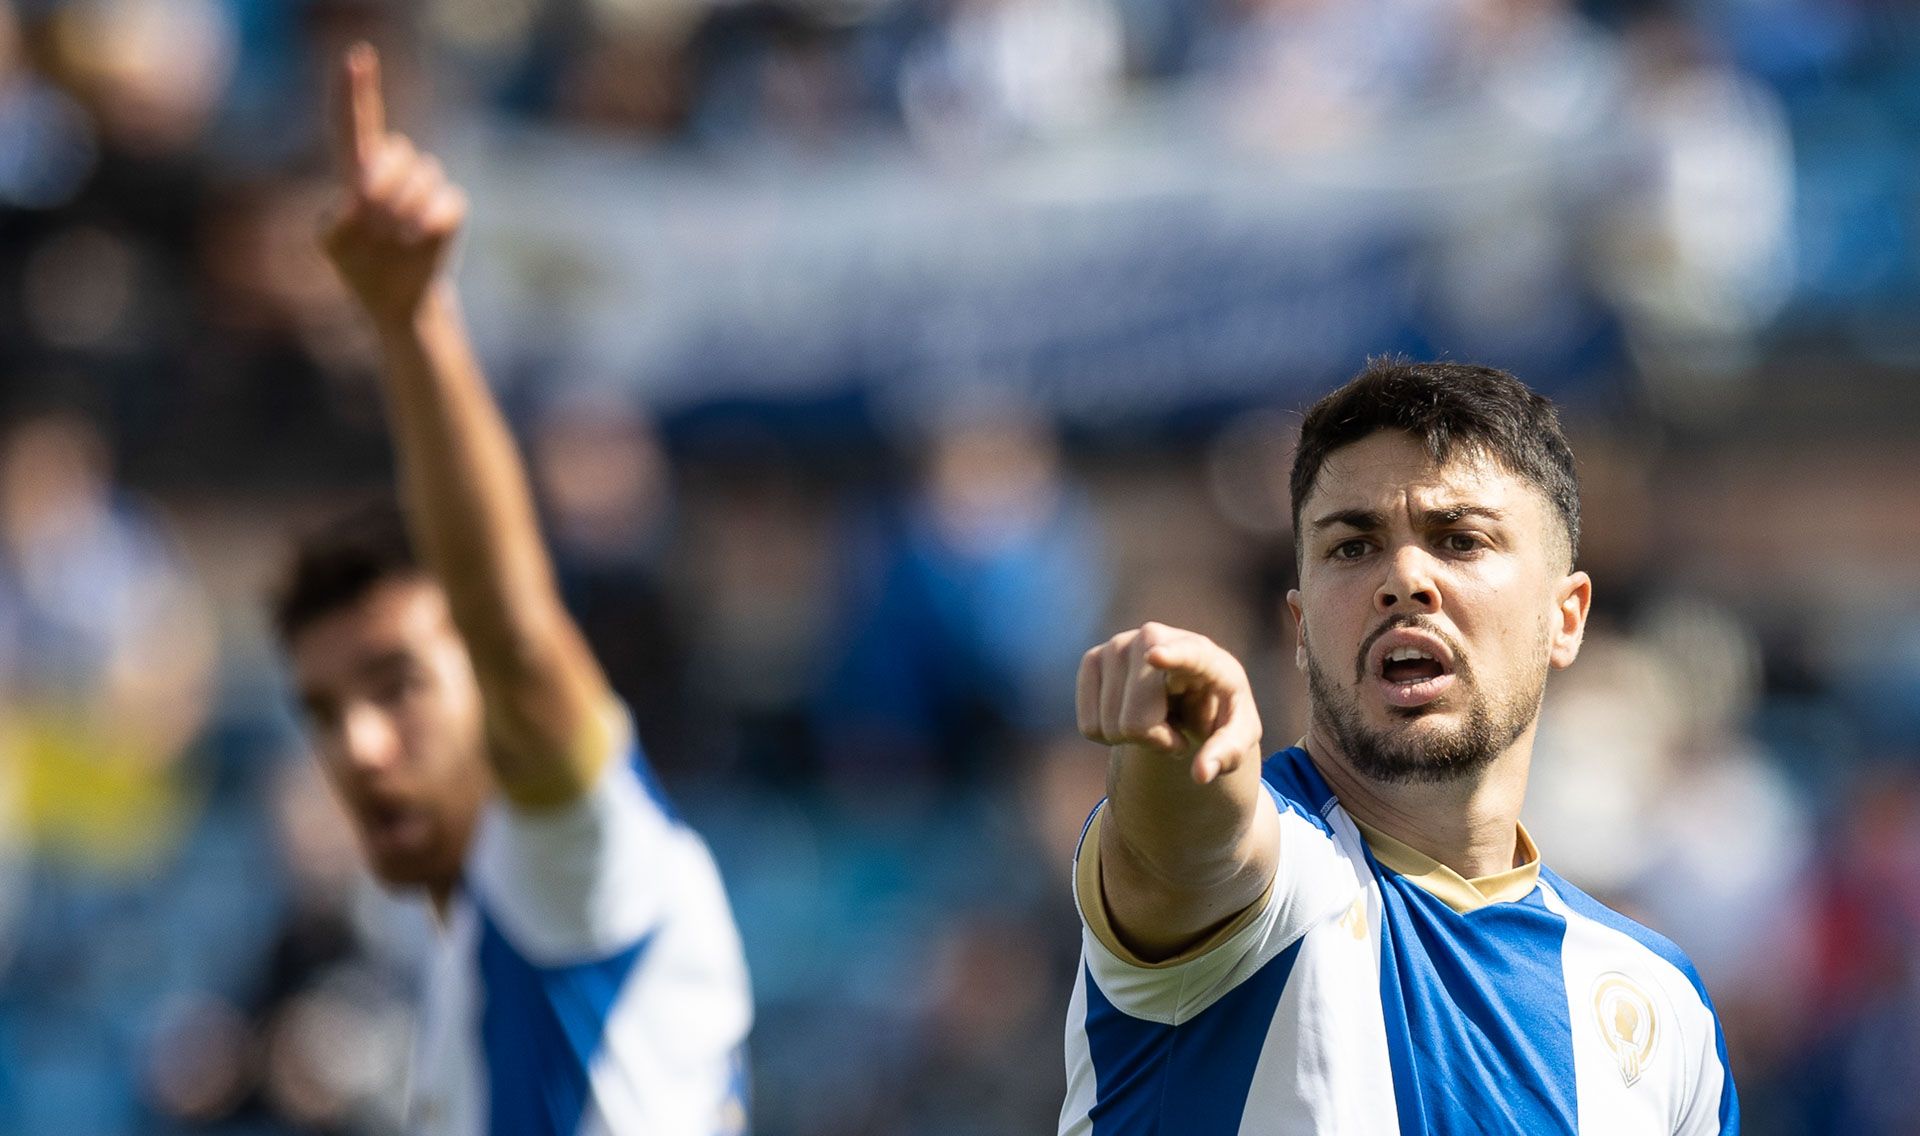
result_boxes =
[337,702,401,773]
[1375,544,1440,615]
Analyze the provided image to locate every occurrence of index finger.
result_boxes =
[1191,692,1259,784]
[332,42,385,185]
[1142,638,1239,695]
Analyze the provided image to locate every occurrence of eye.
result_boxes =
[1441,532,1486,554]
[371,667,430,708]
[300,697,338,730]
[1330,539,1371,561]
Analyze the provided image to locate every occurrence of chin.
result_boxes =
[364,844,451,892]
[368,857,429,891]
[1378,700,1457,725]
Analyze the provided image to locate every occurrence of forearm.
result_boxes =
[1100,746,1276,957]
[1076,623,1275,960]
[375,286,615,803]
[374,284,566,662]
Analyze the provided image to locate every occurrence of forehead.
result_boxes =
[289,578,454,690]
[1302,430,1535,518]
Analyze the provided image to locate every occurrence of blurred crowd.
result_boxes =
[3,0,1920,1134]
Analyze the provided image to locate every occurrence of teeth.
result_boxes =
[1385,646,1436,663]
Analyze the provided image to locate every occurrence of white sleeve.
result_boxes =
[1671,993,1737,1136]
[1071,784,1360,1025]
[466,737,691,966]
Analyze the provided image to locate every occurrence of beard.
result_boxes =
[1304,620,1547,786]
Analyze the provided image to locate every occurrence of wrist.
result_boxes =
[369,281,458,344]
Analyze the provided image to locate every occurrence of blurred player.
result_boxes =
[272,45,749,1136]
[1063,361,1737,1134]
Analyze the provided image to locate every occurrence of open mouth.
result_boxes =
[1381,647,1447,685]
[1368,633,1458,709]
[364,801,429,856]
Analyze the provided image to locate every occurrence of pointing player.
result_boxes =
[1064,361,1736,1134]
[274,45,750,1135]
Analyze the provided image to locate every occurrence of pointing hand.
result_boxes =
[1076,622,1264,785]
[320,44,467,329]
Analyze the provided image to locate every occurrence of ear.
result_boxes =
[1548,571,1592,670]
[1286,589,1308,672]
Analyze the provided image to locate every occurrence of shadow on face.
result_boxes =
[288,577,491,893]
[1287,431,1589,781]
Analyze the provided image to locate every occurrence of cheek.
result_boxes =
[405,690,471,773]
[1452,579,1554,670]
[314,752,359,802]
[415,667,485,779]
[1298,575,1364,638]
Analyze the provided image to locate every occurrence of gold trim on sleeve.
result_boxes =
[1074,810,1278,969]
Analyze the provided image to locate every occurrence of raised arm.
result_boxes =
[321,44,616,809]
[1076,622,1279,961]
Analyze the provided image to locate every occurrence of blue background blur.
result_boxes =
[0,0,1917,1132]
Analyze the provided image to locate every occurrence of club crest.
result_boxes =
[1591,972,1658,1086]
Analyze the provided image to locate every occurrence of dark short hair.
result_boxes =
[1289,358,1580,567]
[272,501,423,645]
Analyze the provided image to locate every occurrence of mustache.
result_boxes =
[1353,614,1468,683]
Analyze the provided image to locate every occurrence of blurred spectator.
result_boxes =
[1598,12,1794,405]
[528,385,699,771]
[47,0,237,160]
[1526,629,1682,894]
[1196,0,1453,150]
[0,0,95,212]
[0,404,214,876]
[687,1,868,148]
[0,402,217,1134]
[138,757,423,1135]
[676,431,841,783]
[1792,770,1920,1136]
[817,398,1107,790]
[1454,0,1626,139]
[899,0,1124,152]
[1629,597,1818,1112]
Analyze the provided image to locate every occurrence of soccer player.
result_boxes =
[1063,361,1737,1134]
[272,45,750,1135]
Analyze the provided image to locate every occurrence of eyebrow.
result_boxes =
[1309,505,1508,533]
[353,648,417,678]
[1422,505,1507,526]
[296,648,417,709]
[1310,508,1386,533]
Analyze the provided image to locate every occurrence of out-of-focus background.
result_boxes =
[0,0,1915,1132]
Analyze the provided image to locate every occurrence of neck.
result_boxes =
[1301,721,1536,879]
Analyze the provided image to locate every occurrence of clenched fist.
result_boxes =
[1076,622,1263,785]
[321,44,468,329]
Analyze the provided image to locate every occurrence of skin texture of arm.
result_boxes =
[322,44,616,809]
[1077,622,1280,961]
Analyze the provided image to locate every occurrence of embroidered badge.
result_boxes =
[1591,972,1658,1086]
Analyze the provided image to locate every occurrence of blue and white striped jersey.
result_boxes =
[1061,746,1737,1135]
[408,734,752,1136]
